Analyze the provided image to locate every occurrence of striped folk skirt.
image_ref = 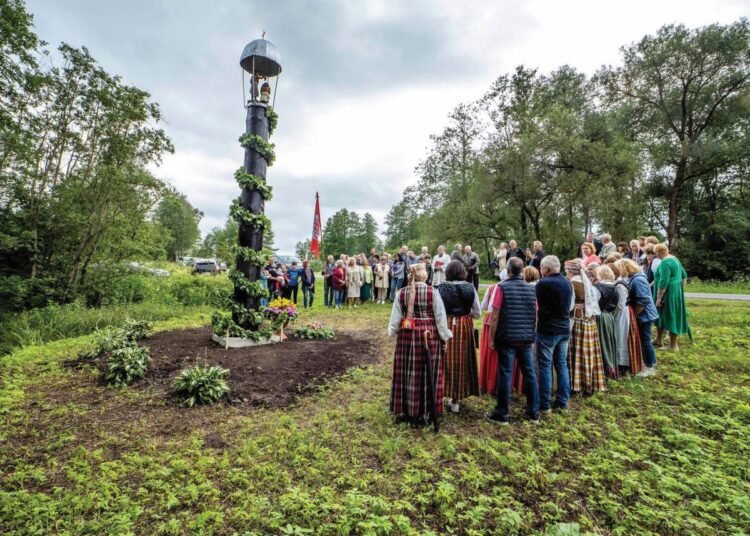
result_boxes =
[597,311,619,379]
[444,315,479,402]
[568,305,607,393]
[390,317,445,418]
[626,306,644,375]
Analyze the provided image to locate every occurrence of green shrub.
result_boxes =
[173,366,230,407]
[86,319,152,359]
[108,275,155,304]
[103,345,150,387]
[167,275,232,307]
[293,323,335,339]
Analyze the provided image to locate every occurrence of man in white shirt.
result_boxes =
[431,245,451,286]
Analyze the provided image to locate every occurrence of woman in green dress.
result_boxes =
[653,244,691,351]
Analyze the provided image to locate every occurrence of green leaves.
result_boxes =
[103,345,150,387]
[172,365,230,407]
[227,268,269,299]
[293,323,335,340]
[229,198,271,229]
[233,169,273,201]
[265,106,279,136]
[239,133,276,165]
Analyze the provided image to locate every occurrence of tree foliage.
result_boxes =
[388,20,750,277]
[0,0,177,309]
[321,209,380,257]
[155,191,202,261]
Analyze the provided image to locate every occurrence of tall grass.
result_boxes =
[0,269,231,356]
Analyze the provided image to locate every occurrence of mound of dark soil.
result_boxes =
[135,326,380,408]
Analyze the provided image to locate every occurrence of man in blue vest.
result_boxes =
[485,257,540,425]
[535,255,573,412]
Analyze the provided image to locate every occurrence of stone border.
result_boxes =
[212,332,281,349]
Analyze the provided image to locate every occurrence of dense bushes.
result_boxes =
[0,270,230,356]
[103,272,231,307]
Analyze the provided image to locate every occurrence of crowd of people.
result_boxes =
[314,244,484,310]
[386,234,692,427]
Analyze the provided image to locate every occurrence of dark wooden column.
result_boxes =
[234,104,269,329]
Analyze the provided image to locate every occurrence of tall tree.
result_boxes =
[155,191,202,261]
[598,19,750,248]
[0,8,175,307]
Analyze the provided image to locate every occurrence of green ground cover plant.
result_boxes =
[173,366,231,407]
[1,281,748,534]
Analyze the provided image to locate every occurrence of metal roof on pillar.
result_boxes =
[240,39,282,76]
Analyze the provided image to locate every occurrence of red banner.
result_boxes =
[311,192,321,258]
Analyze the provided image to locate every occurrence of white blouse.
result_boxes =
[388,284,453,341]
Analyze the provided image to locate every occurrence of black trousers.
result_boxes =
[470,272,479,291]
[289,285,298,304]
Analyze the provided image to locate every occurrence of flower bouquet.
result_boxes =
[264,298,298,340]
[293,322,335,340]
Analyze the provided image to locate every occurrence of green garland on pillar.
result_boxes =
[239,133,275,165]
[228,268,269,299]
[212,111,281,343]
[229,198,271,228]
[265,106,279,136]
[234,168,273,200]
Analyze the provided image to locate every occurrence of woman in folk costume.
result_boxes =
[388,263,452,425]
[436,260,481,413]
[479,282,524,396]
[594,265,620,379]
[564,259,607,395]
[614,259,645,375]
[607,261,636,376]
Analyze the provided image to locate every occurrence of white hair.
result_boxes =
[540,255,561,273]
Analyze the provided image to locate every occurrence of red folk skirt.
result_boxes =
[479,315,523,396]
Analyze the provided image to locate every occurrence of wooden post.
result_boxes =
[234,103,269,329]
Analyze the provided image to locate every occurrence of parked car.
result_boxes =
[146,268,170,277]
[193,259,220,274]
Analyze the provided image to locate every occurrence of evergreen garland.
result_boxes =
[233,245,270,266]
[239,133,275,164]
[230,198,271,228]
[234,168,273,200]
[265,106,279,136]
[228,302,266,328]
[228,268,270,298]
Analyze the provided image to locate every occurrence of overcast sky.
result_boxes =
[26,0,749,252]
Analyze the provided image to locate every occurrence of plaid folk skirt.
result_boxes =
[444,315,480,402]
[568,305,607,393]
[627,306,644,374]
[390,317,445,418]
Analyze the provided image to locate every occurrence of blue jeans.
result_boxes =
[536,333,571,410]
[335,289,345,307]
[492,343,539,421]
[390,278,403,301]
[303,286,314,308]
[324,285,334,307]
[638,320,656,367]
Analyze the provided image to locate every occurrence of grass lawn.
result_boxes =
[1,282,749,535]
